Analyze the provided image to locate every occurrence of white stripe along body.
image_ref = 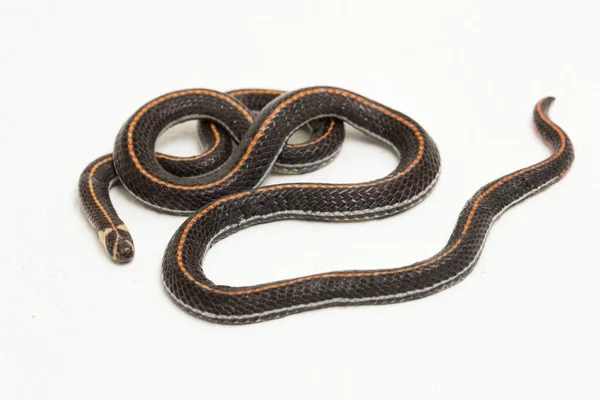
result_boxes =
[78,88,574,324]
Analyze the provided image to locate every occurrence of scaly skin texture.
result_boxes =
[79,88,573,323]
[79,88,345,261]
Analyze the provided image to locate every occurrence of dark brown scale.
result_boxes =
[78,89,345,260]
[160,96,573,324]
[156,89,346,177]
[77,88,574,324]
[112,88,435,213]
[78,155,135,263]
[227,90,345,173]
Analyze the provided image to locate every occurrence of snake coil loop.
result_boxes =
[79,87,574,324]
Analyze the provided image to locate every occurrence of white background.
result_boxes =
[1,0,598,399]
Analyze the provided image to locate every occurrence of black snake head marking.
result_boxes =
[98,225,135,264]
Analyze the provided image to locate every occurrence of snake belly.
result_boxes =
[79,87,574,324]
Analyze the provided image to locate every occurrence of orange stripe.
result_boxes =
[88,157,118,233]
[127,88,425,191]
[176,98,567,296]
[230,89,336,150]
[460,100,566,235]
[126,89,252,190]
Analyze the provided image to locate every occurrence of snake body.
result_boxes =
[79,87,574,324]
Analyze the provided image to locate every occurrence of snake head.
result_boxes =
[98,225,135,263]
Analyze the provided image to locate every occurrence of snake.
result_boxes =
[78,87,574,324]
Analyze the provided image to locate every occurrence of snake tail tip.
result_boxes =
[538,96,556,115]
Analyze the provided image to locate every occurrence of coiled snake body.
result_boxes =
[79,87,574,324]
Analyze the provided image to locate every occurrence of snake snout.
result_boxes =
[97,225,135,263]
[113,238,135,263]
